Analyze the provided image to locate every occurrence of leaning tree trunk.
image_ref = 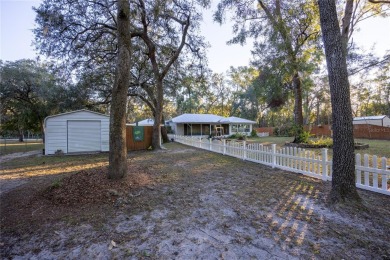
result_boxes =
[318,0,360,203]
[108,0,131,179]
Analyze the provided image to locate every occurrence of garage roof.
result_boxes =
[44,109,109,126]
[353,115,387,121]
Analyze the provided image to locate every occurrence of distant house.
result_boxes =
[128,118,155,126]
[44,110,109,155]
[353,115,390,127]
[169,113,256,136]
[127,118,166,127]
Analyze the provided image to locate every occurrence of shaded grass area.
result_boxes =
[0,140,44,155]
[1,143,389,259]
[248,136,390,160]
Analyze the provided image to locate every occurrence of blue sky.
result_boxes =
[1,0,389,73]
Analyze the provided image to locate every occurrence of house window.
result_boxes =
[232,124,250,133]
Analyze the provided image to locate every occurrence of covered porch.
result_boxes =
[181,124,229,136]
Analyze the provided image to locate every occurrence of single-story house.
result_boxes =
[169,113,256,136]
[353,115,390,127]
[44,109,109,155]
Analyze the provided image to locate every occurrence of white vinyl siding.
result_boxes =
[67,121,101,153]
[44,110,109,155]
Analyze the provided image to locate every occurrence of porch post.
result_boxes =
[201,124,202,136]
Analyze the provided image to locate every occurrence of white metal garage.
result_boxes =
[44,110,109,155]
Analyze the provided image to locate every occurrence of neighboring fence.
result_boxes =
[171,135,390,196]
[305,125,332,137]
[255,127,274,136]
[353,124,390,140]
[0,138,43,155]
[126,126,153,151]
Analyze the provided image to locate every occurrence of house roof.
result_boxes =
[353,115,387,121]
[172,114,224,123]
[219,116,257,124]
[171,114,256,124]
[136,118,155,126]
[127,119,166,126]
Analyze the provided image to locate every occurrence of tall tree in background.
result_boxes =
[0,59,72,141]
[317,0,360,203]
[215,0,321,138]
[108,0,132,179]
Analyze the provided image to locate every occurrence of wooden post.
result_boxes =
[223,139,226,155]
[209,138,212,151]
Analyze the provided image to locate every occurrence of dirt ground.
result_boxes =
[1,143,389,259]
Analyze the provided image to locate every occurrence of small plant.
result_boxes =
[236,133,247,140]
[308,137,333,147]
[54,149,64,155]
[250,129,257,137]
[50,179,62,189]
[291,125,312,143]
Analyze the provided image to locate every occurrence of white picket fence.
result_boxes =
[171,135,390,196]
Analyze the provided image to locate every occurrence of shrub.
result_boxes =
[308,137,333,147]
[250,129,257,137]
[295,130,312,143]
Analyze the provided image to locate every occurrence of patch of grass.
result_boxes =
[354,138,390,158]
[50,179,62,189]
[0,141,44,155]
[247,136,294,147]
[1,153,108,181]
[247,136,390,160]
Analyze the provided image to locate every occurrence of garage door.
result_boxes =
[68,120,101,153]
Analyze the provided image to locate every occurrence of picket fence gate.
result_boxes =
[171,135,390,196]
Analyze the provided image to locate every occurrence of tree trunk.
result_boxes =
[293,73,304,127]
[152,81,163,149]
[161,114,169,143]
[40,120,45,143]
[317,0,360,203]
[108,0,131,179]
[18,129,24,142]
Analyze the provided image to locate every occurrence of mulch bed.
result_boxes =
[42,165,153,205]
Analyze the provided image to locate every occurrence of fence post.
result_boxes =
[321,148,328,181]
[209,138,212,151]
[223,139,226,155]
[243,141,247,160]
[356,153,361,185]
[272,144,276,168]
[381,157,387,192]
[199,137,202,148]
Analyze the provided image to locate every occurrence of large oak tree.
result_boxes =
[317,0,360,203]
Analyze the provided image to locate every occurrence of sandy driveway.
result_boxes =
[1,143,389,259]
[0,150,42,196]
